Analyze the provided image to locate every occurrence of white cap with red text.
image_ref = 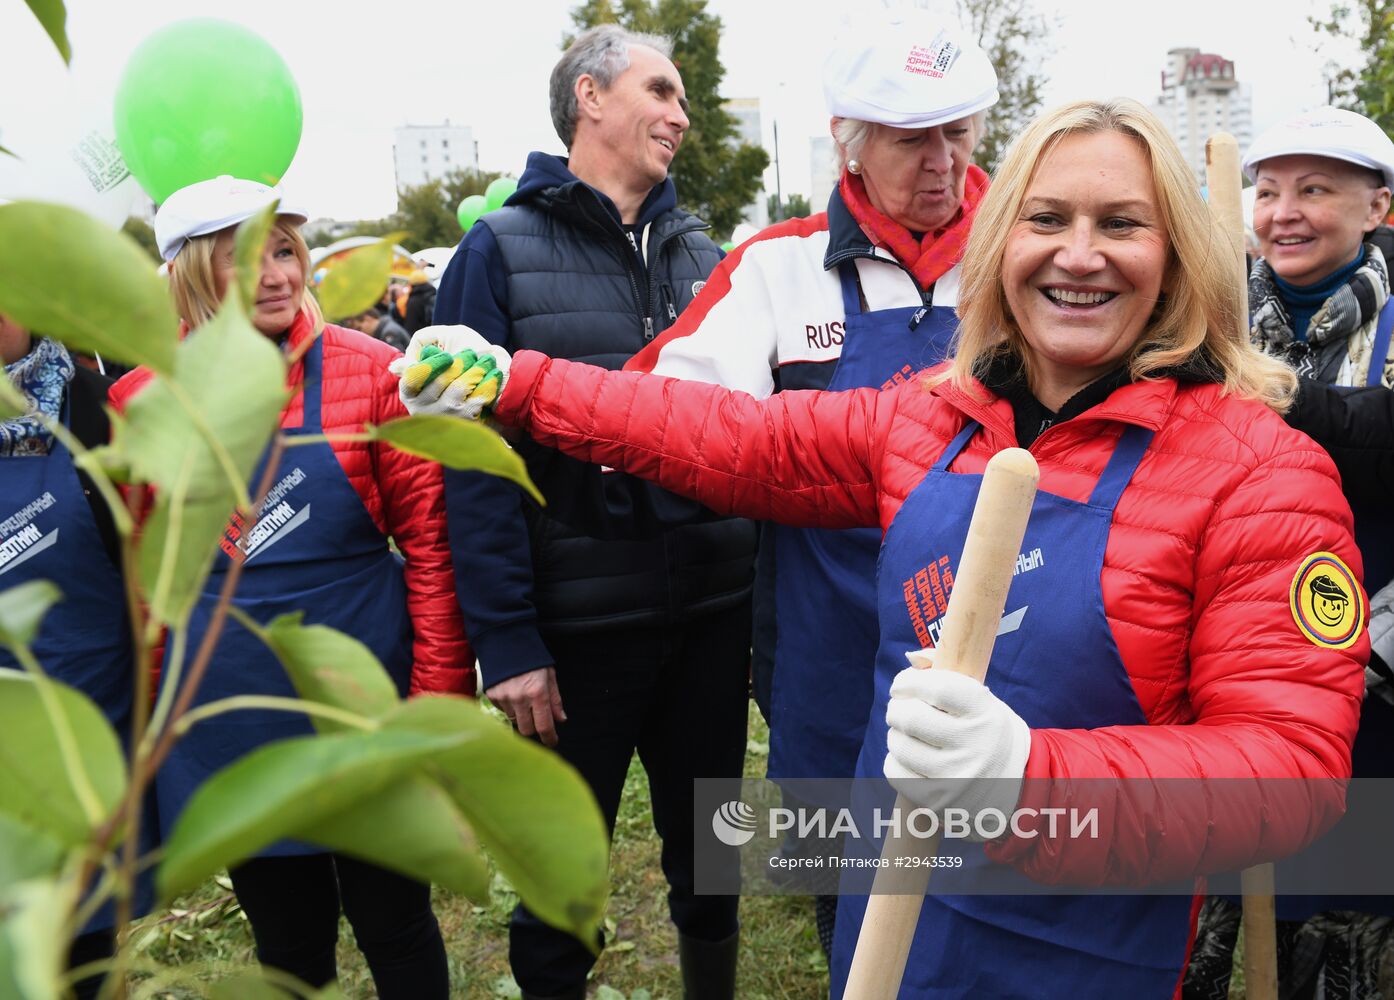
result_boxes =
[822,10,998,129]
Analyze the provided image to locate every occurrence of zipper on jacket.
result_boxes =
[643,220,708,337]
[661,282,678,323]
[575,188,710,342]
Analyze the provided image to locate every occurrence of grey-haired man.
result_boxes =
[434,25,753,1000]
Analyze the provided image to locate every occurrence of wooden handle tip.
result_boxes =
[1206,132,1240,164]
[985,447,1040,484]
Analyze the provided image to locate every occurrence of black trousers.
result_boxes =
[229,853,448,999]
[509,602,752,996]
[68,929,114,1000]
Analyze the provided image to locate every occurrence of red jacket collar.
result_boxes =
[930,371,1179,446]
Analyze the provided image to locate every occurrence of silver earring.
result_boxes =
[847,159,862,175]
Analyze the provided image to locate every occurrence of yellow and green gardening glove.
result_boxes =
[389,325,511,419]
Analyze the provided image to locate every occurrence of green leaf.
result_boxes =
[0,203,177,374]
[0,816,66,893]
[157,725,470,900]
[248,613,401,732]
[383,698,609,945]
[0,877,73,1000]
[0,582,61,651]
[314,233,405,322]
[233,201,280,322]
[370,415,543,505]
[0,375,26,420]
[0,672,126,846]
[294,776,488,900]
[22,0,70,64]
[114,297,286,625]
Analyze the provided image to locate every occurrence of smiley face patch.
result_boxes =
[1290,552,1365,650]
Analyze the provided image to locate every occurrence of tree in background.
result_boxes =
[767,191,810,222]
[347,167,505,250]
[568,0,769,236]
[122,217,160,263]
[1312,0,1394,131]
[954,0,1055,174]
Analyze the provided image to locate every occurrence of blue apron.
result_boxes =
[0,398,145,930]
[830,420,1195,998]
[766,262,958,789]
[156,338,414,855]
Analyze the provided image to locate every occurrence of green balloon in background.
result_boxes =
[113,19,302,204]
[484,176,518,212]
[457,194,488,231]
[721,241,736,252]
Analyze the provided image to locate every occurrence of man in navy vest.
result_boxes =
[433,24,755,1000]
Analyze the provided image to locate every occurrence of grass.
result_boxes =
[129,701,829,998]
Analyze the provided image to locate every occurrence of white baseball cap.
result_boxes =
[155,175,308,262]
[822,10,998,129]
[1243,107,1394,189]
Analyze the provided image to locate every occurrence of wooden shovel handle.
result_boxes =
[844,447,1039,999]
[1206,131,1277,1000]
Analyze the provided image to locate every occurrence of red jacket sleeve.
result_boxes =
[498,349,888,529]
[368,358,475,696]
[986,444,1365,885]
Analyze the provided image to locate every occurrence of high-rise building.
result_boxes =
[722,98,769,231]
[392,122,478,191]
[1152,48,1253,186]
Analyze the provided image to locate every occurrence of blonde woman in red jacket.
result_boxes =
[112,177,471,999]
[400,99,1367,997]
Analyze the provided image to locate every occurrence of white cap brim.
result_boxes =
[156,175,307,261]
[1242,107,1394,190]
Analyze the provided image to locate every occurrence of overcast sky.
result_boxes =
[0,0,1349,222]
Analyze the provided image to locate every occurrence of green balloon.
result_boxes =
[457,194,488,231]
[721,241,736,252]
[484,176,518,212]
[114,19,302,204]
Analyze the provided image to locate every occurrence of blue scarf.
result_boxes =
[0,338,75,456]
[1271,249,1365,341]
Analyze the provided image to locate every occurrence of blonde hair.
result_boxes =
[944,98,1296,413]
[168,217,323,333]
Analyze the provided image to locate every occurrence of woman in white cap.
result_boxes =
[403,98,1365,997]
[621,8,998,956]
[1245,107,1394,587]
[1182,106,1394,1000]
[108,176,473,999]
[1246,107,1394,389]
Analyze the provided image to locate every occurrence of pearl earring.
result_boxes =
[847,159,862,175]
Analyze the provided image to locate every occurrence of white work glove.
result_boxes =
[883,648,1031,841]
[388,324,512,419]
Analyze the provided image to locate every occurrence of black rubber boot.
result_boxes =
[519,989,586,1000]
[678,929,739,1000]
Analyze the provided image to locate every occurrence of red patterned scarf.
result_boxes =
[839,163,990,291]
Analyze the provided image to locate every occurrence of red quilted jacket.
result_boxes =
[498,349,1366,882]
[110,312,474,697]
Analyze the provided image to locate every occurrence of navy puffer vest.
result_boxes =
[483,185,755,630]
